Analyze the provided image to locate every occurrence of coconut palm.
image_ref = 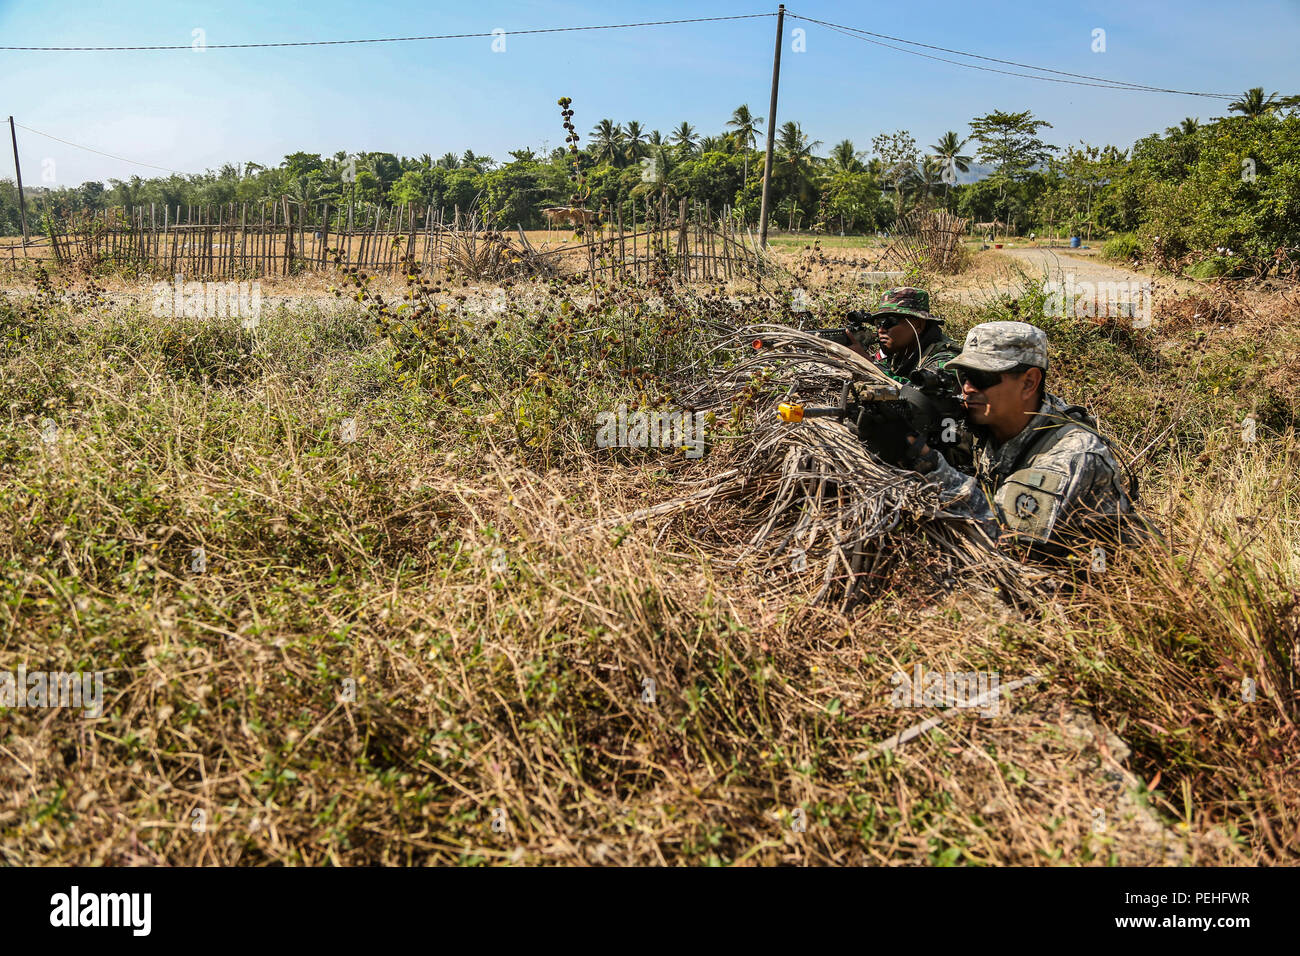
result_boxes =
[827,139,866,174]
[460,150,494,173]
[930,131,971,208]
[286,174,319,208]
[589,119,626,166]
[699,135,727,154]
[623,121,649,162]
[775,121,823,230]
[930,131,971,177]
[648,129,664,147]
[907,156,947,206]
[436,152,461,170]
[726,104,764,185]
[669,122,698,155]
[630,143,678,204]
[1228,87,1280,118]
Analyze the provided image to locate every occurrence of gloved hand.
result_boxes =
[850,403,934,472]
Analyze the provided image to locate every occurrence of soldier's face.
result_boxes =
[960,367,1041,440]
[877,317,919,355]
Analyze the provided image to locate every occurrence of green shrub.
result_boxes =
[1185,257,1234,279]
[1101,232,1143,262]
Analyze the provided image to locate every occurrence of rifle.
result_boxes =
[809,309,875,349]
[777,367,966,462]
[752,310,876,351]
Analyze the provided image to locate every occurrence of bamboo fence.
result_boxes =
[0,197,770,284]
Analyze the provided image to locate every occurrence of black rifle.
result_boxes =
[810,309,874,349]
[779,366,970,466]
[751,310,876,351]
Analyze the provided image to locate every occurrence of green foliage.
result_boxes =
[1132,114,1300,272]
[1101,232,1143,262]
[8,96,1297,269]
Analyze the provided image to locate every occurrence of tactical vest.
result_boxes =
[980,402,1137,543]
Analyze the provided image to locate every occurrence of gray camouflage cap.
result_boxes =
[948,321,1049,373]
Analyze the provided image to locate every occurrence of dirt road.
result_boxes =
[937,246,1190,307]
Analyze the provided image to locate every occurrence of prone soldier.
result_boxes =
[852,320,1140,561]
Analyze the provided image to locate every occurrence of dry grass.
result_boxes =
[0,269,1296,865]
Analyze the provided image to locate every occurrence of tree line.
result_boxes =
[1,87,1296,272]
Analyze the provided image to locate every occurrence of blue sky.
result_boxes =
[1,0,1297,188]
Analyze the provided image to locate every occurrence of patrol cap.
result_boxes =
[948,321,1048,373]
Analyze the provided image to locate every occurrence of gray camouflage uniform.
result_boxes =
[922,322,1137,554]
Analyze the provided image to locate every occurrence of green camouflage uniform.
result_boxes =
[869,288,971,470]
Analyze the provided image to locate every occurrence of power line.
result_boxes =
[0,13,775,51]
[14,123,183,174]
[788,12,1244,100]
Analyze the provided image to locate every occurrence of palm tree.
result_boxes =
[930,131,971,208]
[1179,117,1200,135]
[648,129,664,147]
[775,121,822,230]
[1228,87,1280,118]
[286,174,319,208]
[930,131,971,178]
[589,119,626,166]
[669,122,698,155]
[828,139,866,174]
[630,143,678,205]
[460,150,494,173]
[907,156,946,207]
[726,104,764,185]
[699,135,726,154]
[623,121,649,163]
[436,152,461,170]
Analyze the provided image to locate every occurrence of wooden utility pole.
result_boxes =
[8,116,30,244]
[757,4,785,249]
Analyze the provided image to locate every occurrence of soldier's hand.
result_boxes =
[843,326,872,358]
[850,404,913,466]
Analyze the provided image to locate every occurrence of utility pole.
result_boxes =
[757,4,784,249]
[8,116,30,244]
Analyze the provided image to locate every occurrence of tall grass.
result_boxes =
[0,272,1295,865]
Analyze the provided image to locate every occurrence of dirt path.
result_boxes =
[936,246,1193,307]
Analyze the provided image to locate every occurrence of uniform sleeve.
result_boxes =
[991,432,1130,550]
[925,454,1001,538]
[925,429,1129,550]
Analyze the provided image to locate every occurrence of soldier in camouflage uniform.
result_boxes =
[844,287,972,471]
[853,321,1138,559]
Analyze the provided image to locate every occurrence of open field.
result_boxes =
[1,256,1297,865]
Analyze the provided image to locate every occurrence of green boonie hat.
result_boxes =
[871,287,939,324]
[948,321,1049,373]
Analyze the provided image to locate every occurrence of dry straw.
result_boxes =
[619,325,1052,611]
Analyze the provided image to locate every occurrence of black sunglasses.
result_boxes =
[953,367,1009,391]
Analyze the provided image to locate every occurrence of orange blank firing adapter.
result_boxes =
[778,403,804,423]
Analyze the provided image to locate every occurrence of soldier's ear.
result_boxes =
[1021,366,1042,399]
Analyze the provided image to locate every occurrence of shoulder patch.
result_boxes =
[1016,468,1063,493]
[997,468,1068,541]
